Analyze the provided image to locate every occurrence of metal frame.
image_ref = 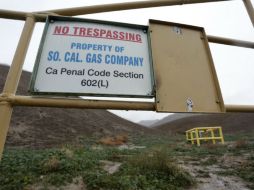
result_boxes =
[0,0,254,159]
[243,0,254,26]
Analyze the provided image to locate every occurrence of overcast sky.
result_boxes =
[0,0,253,122]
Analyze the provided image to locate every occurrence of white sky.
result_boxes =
[0,0,253,122]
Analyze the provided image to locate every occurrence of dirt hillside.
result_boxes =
[154,113,254,135]
[0,64,150,148]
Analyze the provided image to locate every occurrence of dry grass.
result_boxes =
[234,140,248,149]
[61,147,74,159]
[98,134,128,146]
[43,156,61,172]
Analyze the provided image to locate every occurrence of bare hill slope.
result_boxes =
[154,113,254,135]
[1,64,149,148]
[151,113,199,127]
[139,119,159,127]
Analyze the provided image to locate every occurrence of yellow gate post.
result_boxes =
[219,127,225,144]
[190,131,195,145]
[210,129,216,144]
[195,129,201,146]
[0,15,35,159]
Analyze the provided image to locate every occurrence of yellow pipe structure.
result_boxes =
[243,0,254,27]
[186,127,224,146]
[0,15,35,160]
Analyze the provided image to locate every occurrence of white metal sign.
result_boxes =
[30,16,154,97]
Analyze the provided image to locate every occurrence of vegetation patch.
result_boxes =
[196,169,210,178]
[234,156,254,189]
[83,149,196,190]
[0,140,196,190]
[1,134,254,190]
[201,156,218,166]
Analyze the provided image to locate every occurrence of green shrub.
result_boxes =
[84,149,196,190]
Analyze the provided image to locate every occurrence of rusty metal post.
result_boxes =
[0,15,35,160]
[243,0,254,27]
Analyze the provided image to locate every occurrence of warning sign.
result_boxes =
[30,16,154,97]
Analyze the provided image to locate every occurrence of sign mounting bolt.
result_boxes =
[186,98,194,112]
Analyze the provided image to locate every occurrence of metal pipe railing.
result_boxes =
[3,15,35,94]
[2,95,254,113]
[0,9,27,21]
[243,0,254,27]
[0,15,35,160]
[226,104,254,112]
[0,0,234,21]
[207,35,254,49]
[37,0,233,16]
[0,95,155,111]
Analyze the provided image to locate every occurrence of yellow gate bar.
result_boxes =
[225,104,254,112]
[0,0,234,21]
[0,9,27,21]
[207,35,254,49]
[3,96,254,113]
[1,95,155,111]
[38,0,233,16]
